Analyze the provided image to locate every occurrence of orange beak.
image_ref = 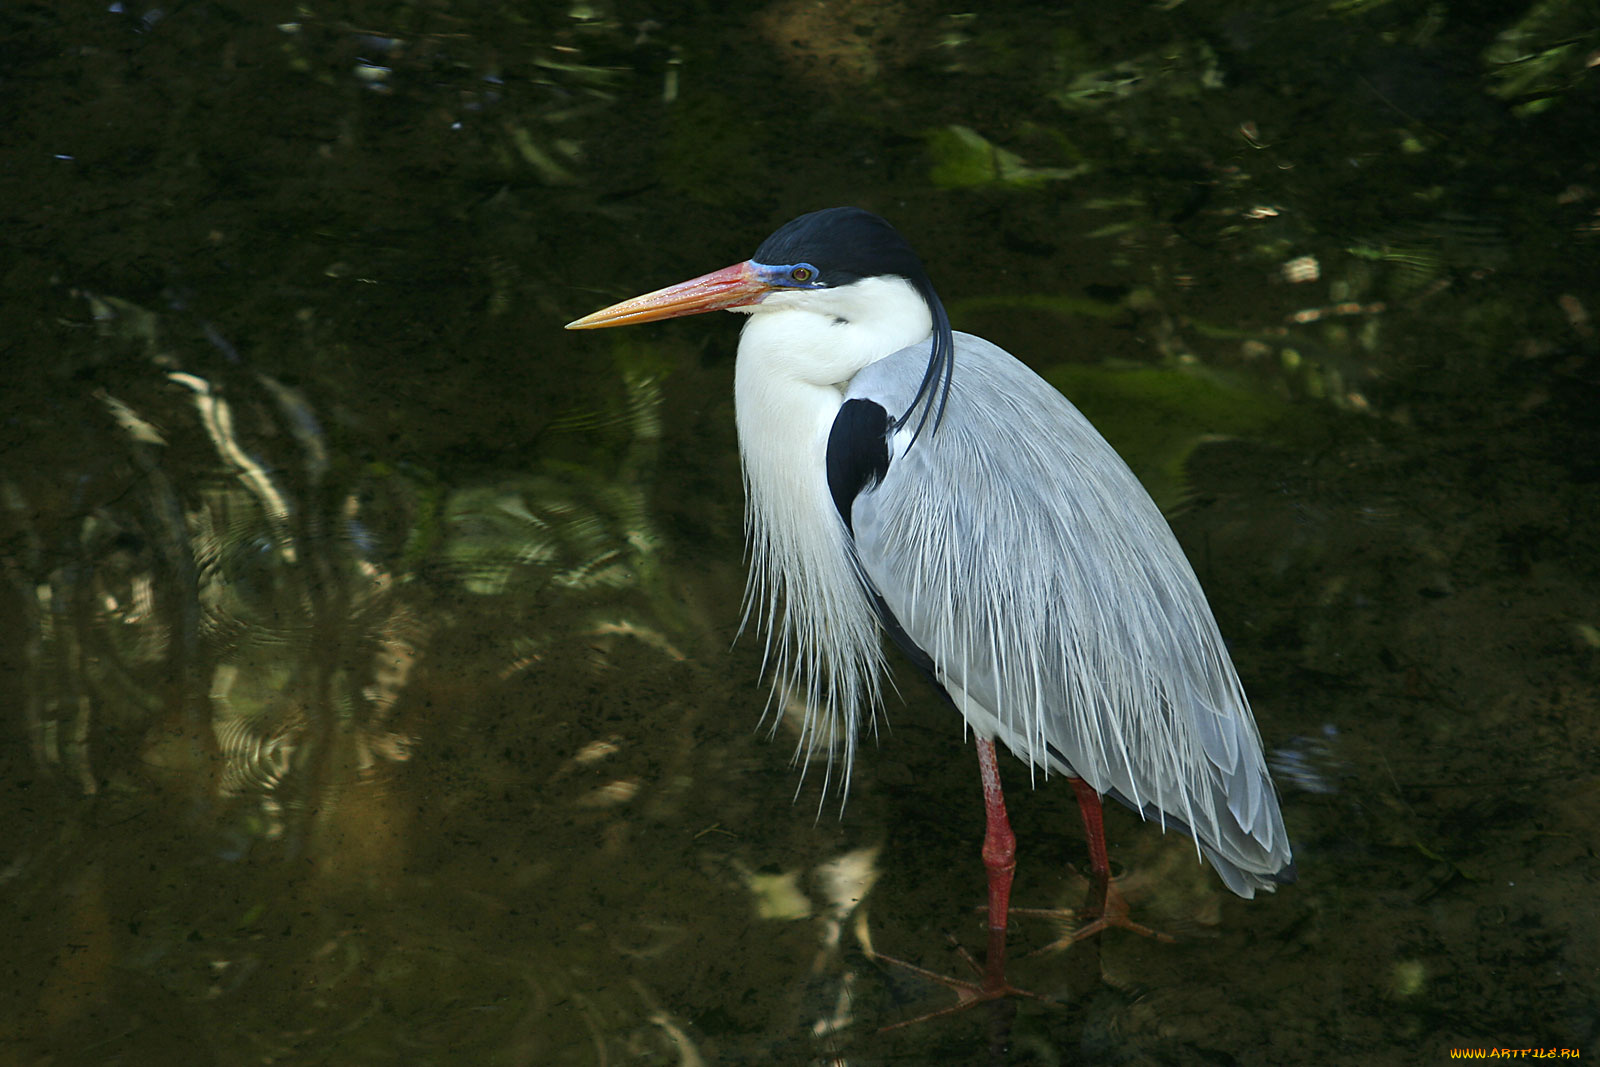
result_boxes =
[565,261,772,330]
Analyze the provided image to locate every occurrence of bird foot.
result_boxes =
[1014,877,1176,955]
[873,935,1047,1031]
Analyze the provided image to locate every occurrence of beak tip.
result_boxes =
[564,261,764,333]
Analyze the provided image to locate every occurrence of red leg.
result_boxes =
[1017,777,1174,950]
[976,736,1017,991]
[875,737,1041,1030]
[1070,776,1111,878]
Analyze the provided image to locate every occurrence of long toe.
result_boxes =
[874,937,1047,1031]
[1017,877,1177,956]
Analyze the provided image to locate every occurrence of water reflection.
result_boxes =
[1269,724,1344,797]
[3,293,753,1062]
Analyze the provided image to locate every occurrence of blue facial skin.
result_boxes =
[753,261,827,290]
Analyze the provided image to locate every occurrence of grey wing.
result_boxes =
[840,333,1292,897]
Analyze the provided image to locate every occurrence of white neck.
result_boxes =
[729,274,932,796]
[733,275,932,386]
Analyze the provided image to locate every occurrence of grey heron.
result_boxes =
[567,207,1294,1011]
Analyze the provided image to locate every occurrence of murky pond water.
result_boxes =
[3,2,1596,1064]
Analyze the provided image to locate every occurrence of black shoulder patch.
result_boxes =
[826,398,891,531]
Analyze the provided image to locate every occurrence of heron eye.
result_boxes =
[790,265,815,284]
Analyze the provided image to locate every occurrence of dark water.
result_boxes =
[3,2,1597,1064]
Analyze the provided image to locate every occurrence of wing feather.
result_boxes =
[846,333,1292,894]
